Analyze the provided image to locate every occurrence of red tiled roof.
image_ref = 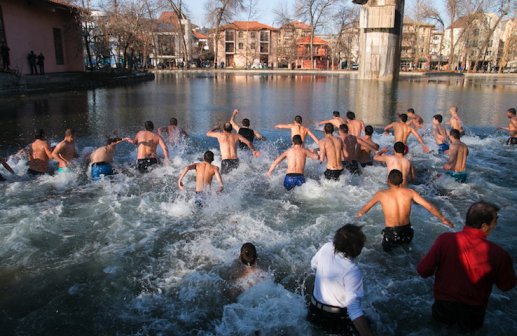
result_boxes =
[221,21,278,31]
[297,36,329,45]
[193,31,208,39]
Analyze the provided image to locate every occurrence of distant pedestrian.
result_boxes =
[28,51,37,75]
[1,44,10,71]
[37,53,45,75]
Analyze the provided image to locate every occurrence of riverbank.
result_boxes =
[0,71,155,97]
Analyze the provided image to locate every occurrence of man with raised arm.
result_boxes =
[432,114,449,154]
[88,137,131,180]
[374,142,416,188]
[357,169,453,252]
[497,107,517,145]
[26,129,53,175]
[319,123,344,180]
[384,113,430,153]
[207,122,259,174]
[275,115,319,144]
[52,128,78,173]
[158,117,188,144]
[128,121,169,173]
[345,111,365,137]
[267,135,319,190]
[444,129,468,183]
[178,150,223,193]
[229,109,265,150]
[338,124,360,175]
[406,108,424,130]
[318,110,347,130]
[357,125,379,167]
[447,105,465,135]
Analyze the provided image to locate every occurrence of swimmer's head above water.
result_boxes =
[333,111,340,117]
[365,125,374,136]
[433,114,443,124]
[324,123,334,134]
[399,113,408,123]
[240,242,257,266]
[144,121,154,131]
[169,117,178,126]
[242,118,250,127]
[346,111,356,120]
[294,115,302,124]
[508,108,516,118]
[223,122,233,133]
[388,169,403,187]
[34,128,45,140]
[292,134,303,145]
[333,224,366,259]
[339,124,349,134]
[394,141,405,154]
[203,150,214,163]
[450,129,461,140]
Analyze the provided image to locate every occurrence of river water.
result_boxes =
[0,73,516,335]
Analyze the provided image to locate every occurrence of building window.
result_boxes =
[260,30,269,42]
[250,42,256,50]
[238,31,243,38]
[225,42,235,53]
[53,28,64,65]
[260,43,269,54]
[238,42,243,50]
[250,32,256,39]
[225,30,235,42]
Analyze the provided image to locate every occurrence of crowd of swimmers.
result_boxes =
[0,106,516,335]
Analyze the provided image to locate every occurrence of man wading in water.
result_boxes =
[129,121,169,173]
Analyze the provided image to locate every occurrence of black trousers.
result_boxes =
[432,300,485,331]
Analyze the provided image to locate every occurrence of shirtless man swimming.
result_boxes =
[27,129,53,175]
[129,121,169,173]
[447,106,465,135]
[178,150,223,193]
[319,123,344,180]
[497,107,517,145]
[346,111,365,137]
[432,114,449,154]
[374,142,416,187]
[338,124,359,175]
[158,117,188,144]
[88,137,131,180]
[318,111,347,131]
[357,169,453,252]
[384,114,430,153]
[407,108,424,130]
[357,125,380,167]
[275,115,319,144]
[52,128,78,172]
[267,135,319,190]
[207,122,259,174]
[230,109,265,150]
[444,129,468,183]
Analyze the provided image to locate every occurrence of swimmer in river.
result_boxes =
[267,135,319,190]
[447,105,465,136]
[178,150,223,193]
[158,117,188,144]
[52,128,78,173]
[345,111,365,137]
[319,123,344,181]
[338,124,360,175]
[432,114,449,154]
[318,111,347,131]
[373,142,416,188]
[444,129,468,183]
[406,108,424,130]
[226,243,269,298]
[229,109,265,151]
[357,169,453,252]
[0,156,15,181]
[128,121,169,173]
[88,137,131,180]
[207,122,259,174]
[275,115,319,144]
[26,129,53,175]
[357,125,380,167]
[384,113,430,154]
[496,107,517,145]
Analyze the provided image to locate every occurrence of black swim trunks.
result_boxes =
[324,168,344,181]
[343,160,361,175]
[27,168,45,175]
[137,158,158,173]
[221,159,239,174]
[382,223,414,252]
[307,297,358,336]
[507,137,517,145]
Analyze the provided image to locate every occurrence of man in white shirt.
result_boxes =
[308,224,373,336]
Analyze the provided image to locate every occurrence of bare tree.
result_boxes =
[164,0,192,67]
[421,3,446,69]
[273,3,298,68]
[243,0,260,68]
[331,3,359,70]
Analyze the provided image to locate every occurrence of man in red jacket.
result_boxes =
[417,201,516,330]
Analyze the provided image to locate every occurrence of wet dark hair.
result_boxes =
[294,115,302,123]
[169,117,178,126]
[65,128,75,137]
[333,111,340,117]
[107,137,122,145]
[450,129,461,139]
[333,224,366,259]
[223,122,233,132]
[407,108,415,114]
[242,118,250,127]
[508,108,516,115]
[144,121,154,131]
[388,169,403,186]
[324,123,334,134]
[365,125,374,136]
[240,242,257,266]
[204,150,214,163]
[339,124,349,133]
[394,141,405,154]
[465,201,500,229]
[399,114,408,122]
[346,111,355,120]
[292,134,303,145]
[433,114,443,123]
[34,129,45,140]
